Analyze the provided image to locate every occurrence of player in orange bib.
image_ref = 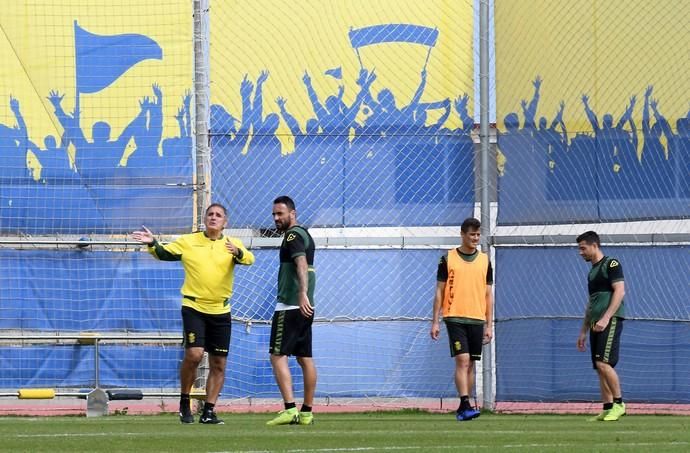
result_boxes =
[430,217,493,421]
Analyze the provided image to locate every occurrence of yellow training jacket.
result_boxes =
[148,232,255,314]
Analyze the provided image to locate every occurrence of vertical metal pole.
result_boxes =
[94,339,100,389]
[479,0,494,412]
[193,0,211,406]
[194,0,211,228]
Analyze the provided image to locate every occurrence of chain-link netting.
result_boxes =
[495,0,689,225]
[0,0,479,408]
[206,0,479,403]
[210,0,476,229]
[0,245,460,399]
[494,246,689,403]
[3,0,688,411]
[493,0,690,406]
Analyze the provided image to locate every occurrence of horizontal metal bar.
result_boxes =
[493,233,690,246]
[496,316,690,323]
[0,239,136,246]
[0,237,455,249]
[0,392,86,398]
[0,391,193,398]
[0,335,180,342]
[0,231,690,251]
[251,236,458,248]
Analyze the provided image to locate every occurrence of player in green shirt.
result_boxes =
[266,196,317,426]
[576,231,626,422]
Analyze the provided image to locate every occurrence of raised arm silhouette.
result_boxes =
[48,89,148,174]
[302,71,328,122]
[131,84,164,160]
[454,93,474,133]
[521,76,542,130]
[0,96,31,178]
[581,94,600,132]
[248,70,281,156]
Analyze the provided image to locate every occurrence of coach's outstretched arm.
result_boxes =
[131,226,182,261]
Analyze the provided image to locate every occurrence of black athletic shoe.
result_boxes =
[199,411,224,425]
[179,406,194,424]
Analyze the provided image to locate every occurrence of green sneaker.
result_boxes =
[603,402,626,421]
[298,411,314,425]
[587,410,609,422]
[266,408,299,426]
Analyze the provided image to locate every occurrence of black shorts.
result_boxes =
[445,321,484,360]
[590,316,623,369]
[269,309,313,357]
[181,306,231,357]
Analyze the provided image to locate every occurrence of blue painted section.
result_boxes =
[0,346,180,389]
[0,250,184,331]
[0,248,456,397]
[495,246,689,320]
[349,24,439,48]
[498,131,690,223]
[1,246,687,400]
[212,132,474,228]
[497,82,690,224]
[212,138,347,228]
[0,87,193,234]
[0,183,193,234]
[496,319,690,403]
[74,22,162,94]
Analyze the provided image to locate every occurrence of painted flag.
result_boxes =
[324,67,343,79]
[348,24,438,49]
[74,21,162,94]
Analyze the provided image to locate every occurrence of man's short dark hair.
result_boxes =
[461,217,481,233]
[273,195,295,211]
[576,230,600,246]
[206,203,227,217]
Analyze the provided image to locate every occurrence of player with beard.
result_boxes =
[266,196,317,426]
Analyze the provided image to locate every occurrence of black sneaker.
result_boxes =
[179,405,194,424]
[199,411,224,425]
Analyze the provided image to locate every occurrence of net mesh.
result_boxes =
[1,0,688,412]
[0,246,459,399]
[493,0,689,407]
[210,0,475,228]
[494,0,689,225]
[0,0,194,234]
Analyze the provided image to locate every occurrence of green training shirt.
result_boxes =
[277,226,315,308]
[587,255,625,324]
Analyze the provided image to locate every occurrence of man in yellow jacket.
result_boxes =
[131,203,254,424]
[430,217,493,421]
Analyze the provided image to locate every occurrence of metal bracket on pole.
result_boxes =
[85,337,108,417]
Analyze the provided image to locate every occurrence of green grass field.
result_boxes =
[1,411,689,452]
